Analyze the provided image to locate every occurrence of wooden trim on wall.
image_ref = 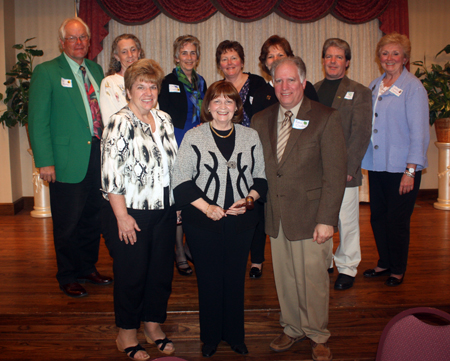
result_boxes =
[0,197,34,215]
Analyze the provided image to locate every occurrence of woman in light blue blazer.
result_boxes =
[362,33,429,287]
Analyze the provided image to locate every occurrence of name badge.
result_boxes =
[169,84,180,93]
[61,78,72,88]
[389,85,403,97]
[344,91,354,100]
[292,119,309,130]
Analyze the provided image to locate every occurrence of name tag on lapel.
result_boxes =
[169,84,180,93]
[61,78,72,88]
[293,119,309,130]
[344,91,354,100]
[389,85,403,97]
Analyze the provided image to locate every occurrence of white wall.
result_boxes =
[409,0,450,189]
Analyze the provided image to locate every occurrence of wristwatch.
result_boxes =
[405,167,415,178]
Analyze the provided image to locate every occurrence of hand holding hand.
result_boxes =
[205,204,226,221]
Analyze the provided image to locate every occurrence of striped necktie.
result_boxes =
[277,110,293,162]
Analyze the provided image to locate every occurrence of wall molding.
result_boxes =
[0,196,33,215]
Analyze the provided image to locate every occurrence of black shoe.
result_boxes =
[363,268,390,278]
[327,267,334,274]
[202,344,217,357]
[231,343,248,355]
[249,265,262,278]
[175,260,193,276]
[334,274,355,290]
[385,275,404,287]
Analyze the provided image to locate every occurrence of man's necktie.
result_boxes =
[80,66,103,139]
[277,110,293,162]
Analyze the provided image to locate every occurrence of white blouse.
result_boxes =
[101,106,178,210]
[99,74,127,125]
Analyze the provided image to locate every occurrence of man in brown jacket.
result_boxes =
[315,38,372,290]
[252,56,346,361]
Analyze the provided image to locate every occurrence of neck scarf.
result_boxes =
[175,65,204,124]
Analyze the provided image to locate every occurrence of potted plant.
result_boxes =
[0,37,43,145]
[1,38,50,218]
[413,45,450,142]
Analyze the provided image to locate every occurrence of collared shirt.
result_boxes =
[277,99,303,136]
[64,52,100,136]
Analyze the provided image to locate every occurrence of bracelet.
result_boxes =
[205,204,211,215]
[404,171,415,178]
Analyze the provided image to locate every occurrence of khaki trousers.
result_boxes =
[271,221,332,344]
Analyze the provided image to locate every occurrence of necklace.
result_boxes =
[210,122,234,138]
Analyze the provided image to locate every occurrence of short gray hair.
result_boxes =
[271,56,306,83]
[58,17,90,42]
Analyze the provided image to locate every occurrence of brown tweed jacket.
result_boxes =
[251,97,347,241]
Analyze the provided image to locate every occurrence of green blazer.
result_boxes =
[29,53,104,183]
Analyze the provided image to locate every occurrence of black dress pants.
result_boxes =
[184,217,254,346]
[368,171,421,274]
[49,138,102,286]
[250,201,266,264]
[103,189,176,329]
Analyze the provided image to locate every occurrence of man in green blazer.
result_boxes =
[29,17,112,298]
[315,38,372,291]
[252,57,346,361]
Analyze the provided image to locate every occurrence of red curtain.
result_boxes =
[276,0,336,22]
[79,0,409,60]
[211,0,280,22]
[333,0,390,23]
[155,0,216,23]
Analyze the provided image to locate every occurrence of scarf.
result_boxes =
[175,65,204,124]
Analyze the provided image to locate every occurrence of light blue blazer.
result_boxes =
[362,68,429,173]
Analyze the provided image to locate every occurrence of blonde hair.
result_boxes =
[376,32,411,62]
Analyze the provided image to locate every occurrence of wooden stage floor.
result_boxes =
[0,192,449,360]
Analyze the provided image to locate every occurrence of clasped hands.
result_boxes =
[205,196,254,221]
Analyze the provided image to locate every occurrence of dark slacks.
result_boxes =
[49,138,102,286]
[103,189,176,329]
[368,171,421,274]
[184,218,254,346]
[250,201,266,264]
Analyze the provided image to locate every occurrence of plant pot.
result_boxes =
[435,118,450,143]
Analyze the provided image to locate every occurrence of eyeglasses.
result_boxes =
[64,35,89,43]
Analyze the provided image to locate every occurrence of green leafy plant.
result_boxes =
[0,38,43,128]
[413,45,450,126]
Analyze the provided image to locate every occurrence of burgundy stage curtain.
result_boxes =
[79,0,110,60]
[276,0,336,22]
[332,0,390,23]
[211,0,280,22]
[155,0,216,23]
[96,0,159,25]
[78,0,410,61]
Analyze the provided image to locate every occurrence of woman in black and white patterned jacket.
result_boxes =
[101,59,178,360]
[173,80,267,357]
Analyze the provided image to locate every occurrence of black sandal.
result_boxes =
[154,337,175,355]
[175,260,193,276]
[117,342,149,360]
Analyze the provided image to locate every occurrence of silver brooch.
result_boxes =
[226,161,236,169]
